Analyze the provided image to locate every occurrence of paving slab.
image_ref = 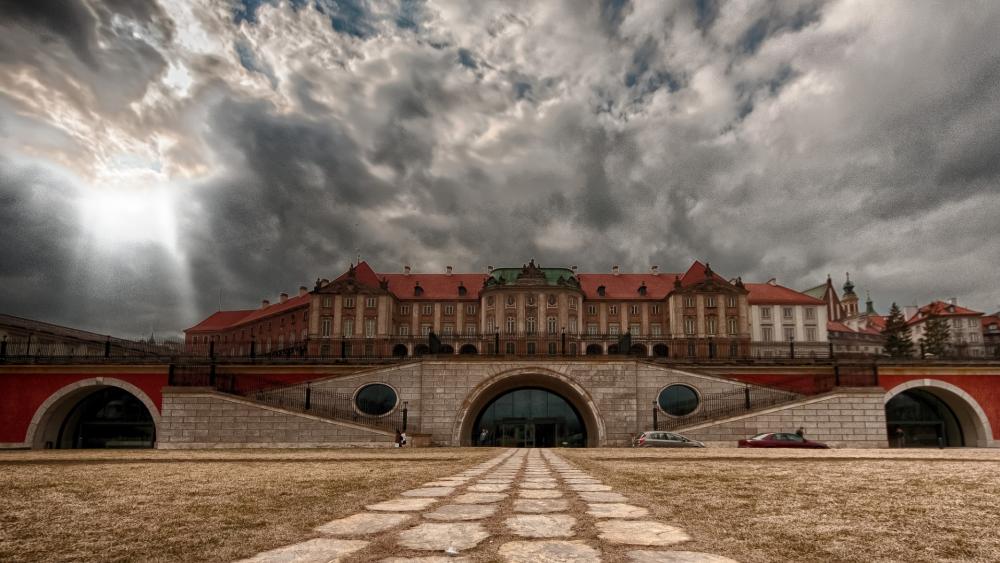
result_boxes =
[627,552,739,563]
[469,483,510,492]
[401,487,455,498]
[597,521,691,546]
[577,491,628,503]
[453,492,507,504]
[236,538,368,562]
[504,514,577,538]
[397,523,490,551]
[586,503,649,518]
[423,503,497,521]
[513,499,570,513]
[520,481,558,490]
[568,484,612,492]
[498,540,601,563]
[367,498,438,512]
[380,558,472,563]
[519,489,563,499]
[315,513,413,535]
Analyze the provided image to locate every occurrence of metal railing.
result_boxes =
[657,385,799,431]
[168,365,407,433]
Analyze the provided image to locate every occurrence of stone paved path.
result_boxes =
[236,449,738,562]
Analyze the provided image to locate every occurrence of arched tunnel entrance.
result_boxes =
[30,380,159,449]
[473,388,587,447]
[885,381,995,448]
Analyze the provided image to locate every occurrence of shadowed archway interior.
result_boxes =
[47,387,156,449]
[886,389,964,447]
[473,387,587,447]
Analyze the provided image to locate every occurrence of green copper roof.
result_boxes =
[489,266,577,286]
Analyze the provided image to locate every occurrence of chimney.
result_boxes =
[487,265,494,273]
[571,265,578,273]
[279,292,288,303]
[767,278,777,286]
[612,265,620,275]
[949,297,958,306]
[651,265,659,275]
[261,299,270,309]
[299,286,308,297]
[404,265,411,275]
[446,265,453,276]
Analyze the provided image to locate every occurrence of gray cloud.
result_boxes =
[1,0,1000,338]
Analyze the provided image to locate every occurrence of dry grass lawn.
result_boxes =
[562,448,1000,563]
[0,448,495,563]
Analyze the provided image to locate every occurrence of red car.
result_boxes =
[738,432,830,448]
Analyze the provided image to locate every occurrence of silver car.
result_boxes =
[633,431,705,448]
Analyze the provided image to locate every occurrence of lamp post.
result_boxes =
[652,399,658,431]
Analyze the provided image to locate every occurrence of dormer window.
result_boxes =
[414,283,423,296]
[638,283,647,296]
[597,285,606,297]
[458,284,467,296]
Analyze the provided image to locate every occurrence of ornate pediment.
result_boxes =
[516,259,547,284]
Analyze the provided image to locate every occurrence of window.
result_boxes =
[761,307,771,320]
[727,296,737,308]
[609,305,618,315]
[322,296,332,307]
[547,294,557,307]
[422,304,433,315]
[784,327,795,341]
[684,318,695,335]
[630,323,641,336]
[487,296,495,306]
[444,304,455,315]
[321,318,332,337]
[805,307,816,321]
[651,324,662,336]
[526,342,536,355]
[705,296,716,308]
[806,327,817,341]
[344,297,355,308]
[467,304,477,315]
[465,324,476,335]
[506,295,516,308]
[343,319,354,336]
[569,318,578,333]
[505,342,516,355]
[442,324,453,336]
[421,324,432,336]
[587,305,597,315]
[548,342,557,355]
[706,317,717,335]
[400,304,410,315]
[486,318,496,333]
[364,319,375,338]
[399,325,409,336]
[506,317,516,334]
[783,307,793,320]
[609,323,620,335]
[354,384,397,416]
[547,317,558,334]
[527,295,535,306]
[587,323,598,335]
[526,317,536,334]
[651,305,660,314]
[658,385,700,416]
[630,305,640,315]
[969,319,978,328]
[569,300,577,310]
[683,296,695,307]
[728,317,738,335]
[301,328,307,341]
[365,297,376,308]
[762,327,773,341]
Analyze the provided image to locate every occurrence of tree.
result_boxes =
[882,303,915,358]
[921,316,951,357]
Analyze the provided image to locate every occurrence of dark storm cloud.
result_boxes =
[2,0,1000,337]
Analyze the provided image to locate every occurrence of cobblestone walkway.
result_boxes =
[238,449,737,562]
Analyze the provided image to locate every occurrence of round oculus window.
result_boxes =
[355,384,398,416]
[658,385,699,417]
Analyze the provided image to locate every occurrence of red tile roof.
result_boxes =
[746,282,825,305]
[677,260,730,289]
[906,300,983,325]
[234,293,311,326]
[186,310,256,332]
[382,273,489,301]
[827,320,854,333]
[983,315,1000,332]
[577,273,679,300]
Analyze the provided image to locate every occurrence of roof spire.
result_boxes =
[843,272,855,296]
[865,290,875,315]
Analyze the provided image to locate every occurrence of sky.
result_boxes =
[1,0,999,339]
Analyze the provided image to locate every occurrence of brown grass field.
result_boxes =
[1,448,999,562]
[0,448,495,563]
[561,448,1000,563]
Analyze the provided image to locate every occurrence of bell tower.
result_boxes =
[842,273,859,318]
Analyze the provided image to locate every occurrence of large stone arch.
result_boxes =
[26,378,162,449]
[453,367,606,447]
[885,379,996,448]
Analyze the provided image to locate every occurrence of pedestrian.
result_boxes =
[479,428,489,446]
[394,429,402,448]
[400,431,408,447]
[895,426,905,448]
[795,426,805,439]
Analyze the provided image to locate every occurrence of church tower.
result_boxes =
[842,273,859,318]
